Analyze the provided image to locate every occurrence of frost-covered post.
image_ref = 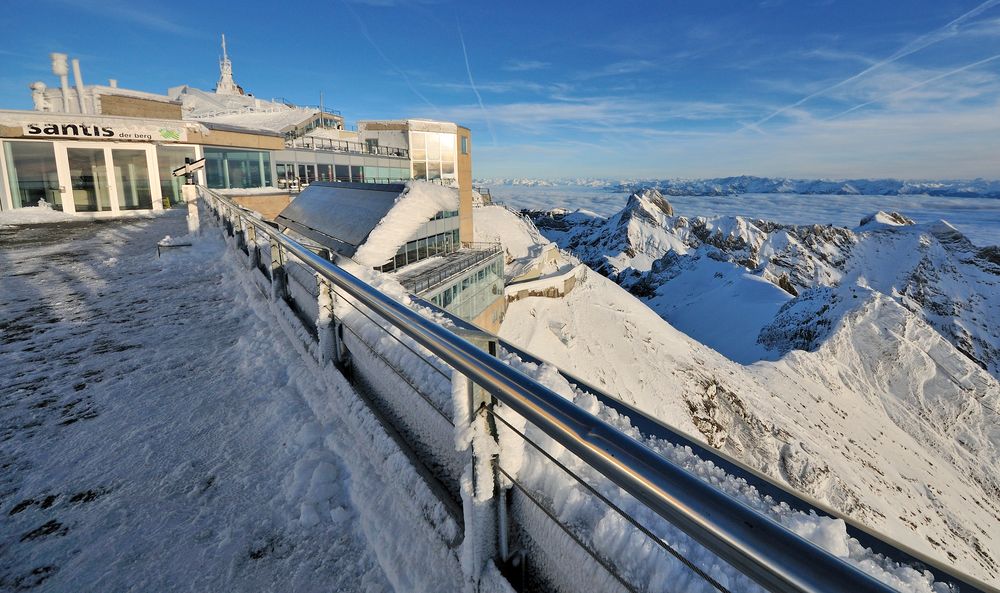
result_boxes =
[246,224,259,270]
[316,276,345,367]
[269,237,287,301]
[454,332,508,591]
[234,214,247,253]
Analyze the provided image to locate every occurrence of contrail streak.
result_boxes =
[458,21,497,145]
[829,52,1000,119]
[341,0,441,115]
[742,0,1000,130]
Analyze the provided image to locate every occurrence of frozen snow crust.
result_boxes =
[0,214,464,592]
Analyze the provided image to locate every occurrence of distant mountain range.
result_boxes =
[476,176,1000,198]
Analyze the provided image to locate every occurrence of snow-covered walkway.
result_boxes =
[0,213,396,592]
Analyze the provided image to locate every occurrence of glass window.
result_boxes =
[413,162,427,179]
[410,131,425,150]
[405,240,418,264]
[204,148,271,189]
[113,149,153,210]
[440,133,455,160]
[335,164,350,182]
[67,147,111,212]
[427,136,440,161]
[350,165,363,182]
[461,136,469,155]
[442,162,455,175]
[156,146,196,208]
[427,162,440,180]
[3,141,61,210]
[417,238,427,259]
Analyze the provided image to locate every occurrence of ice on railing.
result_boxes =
[493,351,955,593]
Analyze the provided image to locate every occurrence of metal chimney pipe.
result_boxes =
[50,53,71,112]
[71,58,87,113]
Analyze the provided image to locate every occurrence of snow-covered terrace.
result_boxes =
[0,213,464,591]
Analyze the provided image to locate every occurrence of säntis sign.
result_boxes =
[22,122,187,142]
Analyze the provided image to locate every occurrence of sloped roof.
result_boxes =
[275,182,405,257]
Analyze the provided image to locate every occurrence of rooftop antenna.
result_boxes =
[215,33,239,95]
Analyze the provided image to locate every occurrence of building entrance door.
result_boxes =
[65,147,111,212]
[52,142,163,214]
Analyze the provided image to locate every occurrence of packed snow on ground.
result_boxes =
[0,203,78,226]
[491,184,1000,247]
[353,181,459,267]
[0,213,463,592]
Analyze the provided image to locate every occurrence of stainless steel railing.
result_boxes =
[197,186,988,593]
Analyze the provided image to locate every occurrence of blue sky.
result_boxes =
[2,0,999,179]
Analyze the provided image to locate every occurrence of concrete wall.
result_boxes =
[457,126,473,246]
[470,294,507,334]
[99,95,182,120]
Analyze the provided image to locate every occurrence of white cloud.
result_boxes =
[502,60,550,72]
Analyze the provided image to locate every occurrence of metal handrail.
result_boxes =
[198,186,957,593]
[285,135,410,159]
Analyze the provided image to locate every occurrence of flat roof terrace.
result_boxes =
[393,244,502,295]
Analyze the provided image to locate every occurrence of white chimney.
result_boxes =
[108,79,118,88]
[50,53,71,112]
[71,58,87,114]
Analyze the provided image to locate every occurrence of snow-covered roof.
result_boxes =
[274,181,461,265]
[195,107,318,133]
[275,182,406,257]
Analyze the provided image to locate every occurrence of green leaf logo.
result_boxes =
[159,128,181,140]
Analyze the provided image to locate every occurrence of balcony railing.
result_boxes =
[285,135,409,159]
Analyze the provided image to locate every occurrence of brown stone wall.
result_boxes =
[231,194,292,221]
[99,95,183,120]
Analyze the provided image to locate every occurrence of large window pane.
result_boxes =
[156,145,195,207]
[113,149,153,210]
[67,148,110,212]
[203,148,271,189]
[3,141,61,210]
[413,162,427,179]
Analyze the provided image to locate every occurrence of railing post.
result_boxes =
[316,276,347,368]
[234,215,247,254]
[246,224,259,270]
[454,333,509,591]
[269,237,287,301]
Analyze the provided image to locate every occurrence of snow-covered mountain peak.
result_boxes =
[858,210,916,230]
